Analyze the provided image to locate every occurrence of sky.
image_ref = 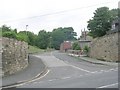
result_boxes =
[0,0,119,37]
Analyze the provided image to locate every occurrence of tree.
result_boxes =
[2,25,17,39]
[63,27,77,40]
[26,31,36,46]
[13,29,17,33]
[17,31,29,42]
[51,27,77,50]
[87,7,118,38]
[1,25,77,50]
[2,25,11,32]
[110,8,120,21]
[36,30,49,49]
[51,28,65,50]
[2,31,17,39]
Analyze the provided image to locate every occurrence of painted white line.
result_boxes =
[98,83,118,88]
[109,68,115,71]
[69,64,91,73]
[25,69,50,83]
[91,71,98,73]
[18,69,50,86]
[100,70,104,72]
[3,69,50,88]
[51,52,91,73]
[61,77,71,79]
[48,79,56,82]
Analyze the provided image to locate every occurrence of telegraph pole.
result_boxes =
[26,25,28,35]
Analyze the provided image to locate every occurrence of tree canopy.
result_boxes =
[1,25,77,50]
[51,27,77,50]
[36,30,50,49]
[87,7,119,38]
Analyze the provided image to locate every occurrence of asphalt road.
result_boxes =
[17,51,119,88]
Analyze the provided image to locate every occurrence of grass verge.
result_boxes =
[28,45,45,54]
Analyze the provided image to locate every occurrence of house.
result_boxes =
[79,30,93,50]
[60,41,72,52]
[106,18,120,34]
[78,40,91,49]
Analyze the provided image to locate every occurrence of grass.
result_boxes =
[28,45,45,54]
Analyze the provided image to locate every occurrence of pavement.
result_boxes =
[68,53,118,66]
[1,54,47,88]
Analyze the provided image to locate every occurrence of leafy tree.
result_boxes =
[47,32,52,48]
[2,31,17,39]
[63,27,77,40]
[72,42,81,50]
[26,31,37,46]
[13,29,17,33]
[1,25,77,50]
[87,7,119,38]
[36,30,49,49]
[110,8,120,21]
[51,28,65,50]
[51,27,77,50]
[2,25,11,32]
[17,31,29,42]
[2,25,17,39]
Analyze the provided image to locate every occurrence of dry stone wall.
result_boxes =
[89,32,119,62]
[2,37,28,77]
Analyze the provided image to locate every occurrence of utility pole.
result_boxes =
[26,25,28,31]
[26,25,28,35]
[49,37,52,51]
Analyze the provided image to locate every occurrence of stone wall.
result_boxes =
[89,32,119,62]
[2,37,28,77]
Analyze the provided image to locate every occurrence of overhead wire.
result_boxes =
[0,1,117,24]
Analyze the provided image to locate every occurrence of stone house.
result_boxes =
[79,30,93,50]
[106,18,120,34]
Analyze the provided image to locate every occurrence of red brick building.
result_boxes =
[60,41,72,52]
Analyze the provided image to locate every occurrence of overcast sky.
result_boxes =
[0,0,119,37]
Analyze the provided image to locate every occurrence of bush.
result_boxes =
[84,46,89,53]
[16,33,29,42]
[72,42,81,50]
[2,32,17,39]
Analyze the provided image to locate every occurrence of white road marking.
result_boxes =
[51,53,92,73]
[61,77,71,79]
[109,68,115,71]
[98,83,118,88]
[48,79,56,81]
[69,64,91,73]
[23,69,50,83]
[21,68,118,87]
[91,71,98,73]
[100,70,104,72]
[52,52,116,74]
[2,69,50,89]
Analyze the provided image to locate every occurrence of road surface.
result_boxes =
[17,51,118,88]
